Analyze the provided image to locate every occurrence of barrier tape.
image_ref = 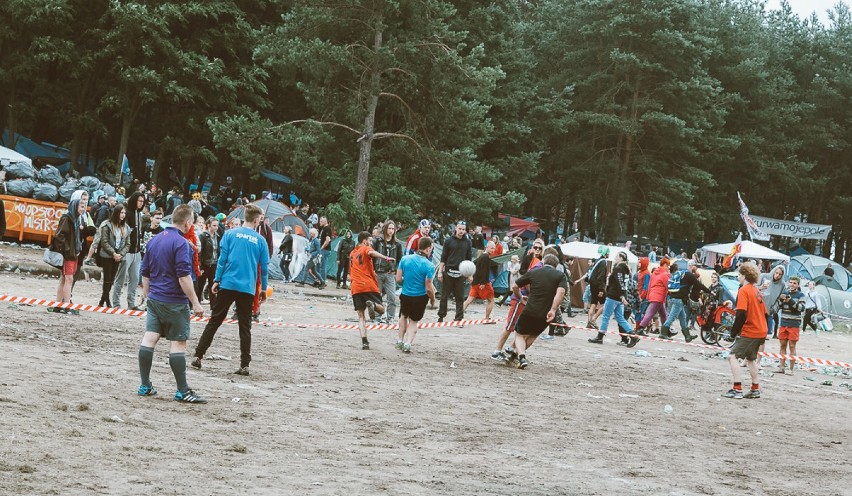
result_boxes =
[2,293,849,369]
[0,294,500,331]
[553,321,852,369]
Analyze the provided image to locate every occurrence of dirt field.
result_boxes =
[1,245,850,495]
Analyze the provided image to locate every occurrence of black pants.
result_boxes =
[803,308,818,331]
[194,289,254,368]
[99,255,119,306]
[438,273,465,321]
[196,265,216,301]
[336,260,349,286]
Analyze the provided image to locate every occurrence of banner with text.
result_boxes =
[750,215,832,240]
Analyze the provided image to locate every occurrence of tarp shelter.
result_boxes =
[226,199,291,224]
[788,255,852,291]
[260,169,292,184]
[701,240,789,263]
[498,214,540,238]
[0,145,32,166]
[269,213,309,237]
[559,241,639,264]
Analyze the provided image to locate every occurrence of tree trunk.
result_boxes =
[6,84,17,147]
[69,127,83,177]
[354,26,383,207]
[116,113,133,179]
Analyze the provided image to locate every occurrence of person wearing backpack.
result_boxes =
[661,259,709,341]
[585,246,609,329]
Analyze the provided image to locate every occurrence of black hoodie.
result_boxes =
[126,192,144,253]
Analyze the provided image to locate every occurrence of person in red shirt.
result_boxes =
[723,263,768,399]
[350,231,395,350]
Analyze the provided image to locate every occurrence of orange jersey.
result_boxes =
[349,244,380,295]
[736,283,768,339]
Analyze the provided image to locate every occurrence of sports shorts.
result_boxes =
[146,298,191,341]
[515,312,549,337]
[352,292,382,312]
[730,336,765,361]
[468,283,494,300]
[400,294,429,322]
[778,326,800,342]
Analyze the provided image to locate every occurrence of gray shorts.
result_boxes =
[146,299,191,341]
[731,336,765,361]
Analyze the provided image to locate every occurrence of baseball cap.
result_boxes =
[419,219,430,228]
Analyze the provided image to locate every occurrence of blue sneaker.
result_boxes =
[174,389,207,404]
[137,384,157,396]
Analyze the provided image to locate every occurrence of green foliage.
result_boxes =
[3,0,852,263]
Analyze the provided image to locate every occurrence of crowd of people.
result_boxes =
[41,182,840,403]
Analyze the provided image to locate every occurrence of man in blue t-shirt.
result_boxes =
[192,204,269,376]
[395,236,437,353]
[137,204,207,403]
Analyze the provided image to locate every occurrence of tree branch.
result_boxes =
[271,119,361,135]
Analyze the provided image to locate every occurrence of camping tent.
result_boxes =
[498,214,540,238]
[0,145,32,166]
[269,213,309,237]
[788,254,852,291]
[815,285,852,326]
[226,199,292,224]
[701,240,789,262]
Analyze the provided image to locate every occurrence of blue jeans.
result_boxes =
[319,249,331,283]
[664,298,688,332]
[600,297,633,334]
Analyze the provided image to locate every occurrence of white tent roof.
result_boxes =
[0,145,32,166]
[559,241,639,263]
[701,240,789,261]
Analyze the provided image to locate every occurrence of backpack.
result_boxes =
[668,270,685,294]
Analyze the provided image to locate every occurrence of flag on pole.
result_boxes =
[737,192,770,241]
[121,154,130,175]
[722,233,742,269]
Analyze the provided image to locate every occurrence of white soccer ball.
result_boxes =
[459,260,476,278]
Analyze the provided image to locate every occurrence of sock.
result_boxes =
[733,382,742,391]
[169,352,189,393]
[751,383,759,391]
[519,354,526,360]
[138,346,154,387]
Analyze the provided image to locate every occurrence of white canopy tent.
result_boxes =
[701,240,789,262]
[559,241,639,264]
[0,145,32,167]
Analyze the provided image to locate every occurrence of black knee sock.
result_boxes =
[138,346,154,386]
[169,352,189,393]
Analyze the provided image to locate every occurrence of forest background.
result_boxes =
[2,0,851,263]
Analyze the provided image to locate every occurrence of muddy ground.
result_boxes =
[0,244,850,495]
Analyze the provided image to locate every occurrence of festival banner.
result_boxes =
[750,215,832,241]
[737,192,770,241]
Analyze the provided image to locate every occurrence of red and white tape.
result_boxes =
[560,322,852,369]
[3,293,850,369]
[0,294,500,331]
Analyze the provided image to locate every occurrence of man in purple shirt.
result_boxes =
[136,204,207,404]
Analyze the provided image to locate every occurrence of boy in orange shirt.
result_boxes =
[350,231,395,350]
[723,263,768,399]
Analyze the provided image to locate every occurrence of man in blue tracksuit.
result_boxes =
[192,204,269,376]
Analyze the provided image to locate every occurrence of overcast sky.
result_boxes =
[764,0,847,24]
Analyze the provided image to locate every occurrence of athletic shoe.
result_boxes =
[504,348,518,363]
[137,384,157,396]
[402,343,411,353]
[174,389,207,404]
[190,357,202,369]
[234,367,250,376]
[129,306,144,312]
[396,340,404,350]
[366,300,377,321]
[539,334,555,341]
[491,351,507,361]
[626,335,640,348]
[437,317,443,323]
[743,389,761,399]
[362,340,370,350]
[587,321,599,330]
[722,389,743,399]
[503,346,515,356]
[251,312,261,322]
[588,333,604,344]
[517,357,529,369]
